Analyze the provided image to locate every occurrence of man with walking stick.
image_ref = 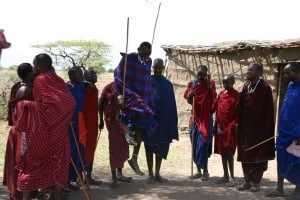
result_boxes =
[114,41,156,176]
[237,63,275,192]
[184,65,217,181]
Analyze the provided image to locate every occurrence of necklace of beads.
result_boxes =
[247,79,261,93]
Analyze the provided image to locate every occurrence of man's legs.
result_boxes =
[53,184,63,200]
[216,155,229,183]
[128,127,144,175]
[227,155,236,187]
[146,151,155,183]
[86,163,101,185]
[155,154,168,183]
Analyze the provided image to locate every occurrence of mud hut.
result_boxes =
[162,38,300,131]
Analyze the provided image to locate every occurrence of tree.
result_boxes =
[32,40,111,73]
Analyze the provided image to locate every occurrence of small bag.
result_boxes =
[286,140,300,157]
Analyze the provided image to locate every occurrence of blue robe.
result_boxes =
[143,75,178,159]
[277,80,300,185]
[67,82,86,182]
[190,119,213,170]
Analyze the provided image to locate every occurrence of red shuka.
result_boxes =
[14,73,76,191]
[214,89,239,155]
[83,85,99,165]
[191,80,217,142]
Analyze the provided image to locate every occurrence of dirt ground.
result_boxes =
[0,131,295,200]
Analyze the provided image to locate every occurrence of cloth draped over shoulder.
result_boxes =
[214,89,239,155]
[3,82,34,199]
[100,82,129,170]
[14,73,76,191]
[114,52,155,128]
[143,75,178,147]
[237,79,275,163]
[83,85,98,166]
[189,80,217,142]
[277,80,300,185]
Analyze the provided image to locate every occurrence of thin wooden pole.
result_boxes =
[191,97,195,181]
[275,65,282,137]
[151,2,161,45]
[70,158,91,200]
[244,136,275,151]
[122,17,129,107]
[70,123,91,197]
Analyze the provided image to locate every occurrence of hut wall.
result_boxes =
[165,47,300,130]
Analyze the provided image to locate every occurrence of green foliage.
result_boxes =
[0,70,19,120]
[106,68,114,73]
[8,65,18,70]
[32,40,111,74]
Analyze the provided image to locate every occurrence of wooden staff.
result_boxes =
[122,17,129,107]
[70,123,91,197]
[95,129,101,149]
[70,158,91,200]
[274,66,282,136]
[190,97,195,181]
[151,2,161,45]
[244,136,275,151]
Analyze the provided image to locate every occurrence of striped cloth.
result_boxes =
[114,52,155,123]
[14,72,76,191]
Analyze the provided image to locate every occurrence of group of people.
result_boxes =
[184,62,300,199]
[2,40,300,200]
[2,41,179,199]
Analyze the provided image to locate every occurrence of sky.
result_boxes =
[1,0,300,69]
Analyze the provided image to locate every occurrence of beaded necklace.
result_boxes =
[247,79,261,93]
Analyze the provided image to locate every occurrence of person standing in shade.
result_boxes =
[266,62,300,199]
[99,82,132,187]
[214,75,239,187]
[185,65,217,181]
[83,68,102,185]
[143,58,178,183]
[237,63,275,192]
[114,41,156,176]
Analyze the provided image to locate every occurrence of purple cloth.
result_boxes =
[114,52,155,128]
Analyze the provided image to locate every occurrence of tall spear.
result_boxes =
[151,3,161,45]
[122,17,129,106]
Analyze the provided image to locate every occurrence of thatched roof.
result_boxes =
[161,38,300,54]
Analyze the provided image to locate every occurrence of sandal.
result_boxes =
[128,159,145,176]
[147,176,155,184]
[237,182,251,191]
[190,172,202,179]
[201,171,209,181]
[155,175,168,183]
[226,178,236,187]
[216,177,229,184]
[250,183,260,192]
[110,178,118,188]
[88,178,102,185]
[116,175,133,183]
[265,189,285,197]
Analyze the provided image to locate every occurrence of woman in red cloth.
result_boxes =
[3,63,35,200]
[214,75,239,187]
